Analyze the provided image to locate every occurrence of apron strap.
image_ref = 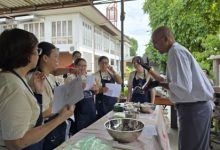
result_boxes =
[10,70,35,96]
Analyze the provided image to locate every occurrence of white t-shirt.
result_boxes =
[127,70,151,88]
[0,72,40,146]
[93,71,114,87]
[167,42,214,103]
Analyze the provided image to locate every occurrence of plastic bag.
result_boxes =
[63,135,112,150]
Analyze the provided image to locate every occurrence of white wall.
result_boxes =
[0,11,130,73]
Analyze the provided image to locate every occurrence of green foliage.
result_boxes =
[143,0,220,74]
[124,66,133,81]
[145,43,167,74]
[120,85,128,98]
[192,34,220,73]
[201,34,220,51]
[126,65,134,73]
[129,37,138,56]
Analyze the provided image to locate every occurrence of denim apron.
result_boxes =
[9,70,44,150]
[74,90,96,132]
[131,70,151,103]
[96,71,117,119]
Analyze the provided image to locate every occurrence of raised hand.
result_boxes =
[91,84,99,94]
[100,87,108,93]
[30,71,45,94]
[107,65,116,75]
[137,58,151,71]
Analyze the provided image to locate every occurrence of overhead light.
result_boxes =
[15,15,36,21]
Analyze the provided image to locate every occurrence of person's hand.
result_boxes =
[107,65,116,75]
[137,58,151,71]
[100,87,109,93]
[103,87,109,93]
[30,71,45,94]
[68,67,81,75]
[82,82,86,89]
[144,81,160,90]
[58,105,75,122]
[91,84,98,94]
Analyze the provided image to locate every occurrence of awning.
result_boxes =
[0,0,133,15]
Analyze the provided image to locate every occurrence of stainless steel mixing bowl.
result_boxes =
[104,118,144,143]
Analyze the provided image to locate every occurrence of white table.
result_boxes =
[55,108,170,150]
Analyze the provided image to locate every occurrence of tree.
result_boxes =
[129,37,138,56]
[143,0,220,75]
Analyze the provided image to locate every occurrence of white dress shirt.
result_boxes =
[167,42,214,103]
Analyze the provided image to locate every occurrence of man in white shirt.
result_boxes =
[142,26,214,150]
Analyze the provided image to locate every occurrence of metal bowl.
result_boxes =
[104,118,144,143]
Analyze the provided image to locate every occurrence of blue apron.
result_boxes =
[74,90,96,132]
[22,94,44,150]
[96,71,117,119]
[131,70,151,103]
[43,77,67,150]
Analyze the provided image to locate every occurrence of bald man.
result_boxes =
[141,26,214,150]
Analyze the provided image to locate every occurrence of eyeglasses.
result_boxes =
[78,64,87,67]
[37,48,42,55]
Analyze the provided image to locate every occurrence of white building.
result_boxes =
[0,5,130,73]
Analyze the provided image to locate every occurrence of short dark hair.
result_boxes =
[36,42,57,69]
[98,56,109,64]
[72,51,81,57]
[74,58,86,65]
[132,56,143,64]
[38,41,56,57]
[0,28,38,70]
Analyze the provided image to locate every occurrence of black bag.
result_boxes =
[43,114,67,150]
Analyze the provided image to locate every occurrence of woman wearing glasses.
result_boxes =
[33,41,73,149]
[94,56,122,119]
[34,42,60,118]
[127,56,155,103]
[0,28,74,150]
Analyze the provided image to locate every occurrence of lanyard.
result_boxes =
[10,70,35,97]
